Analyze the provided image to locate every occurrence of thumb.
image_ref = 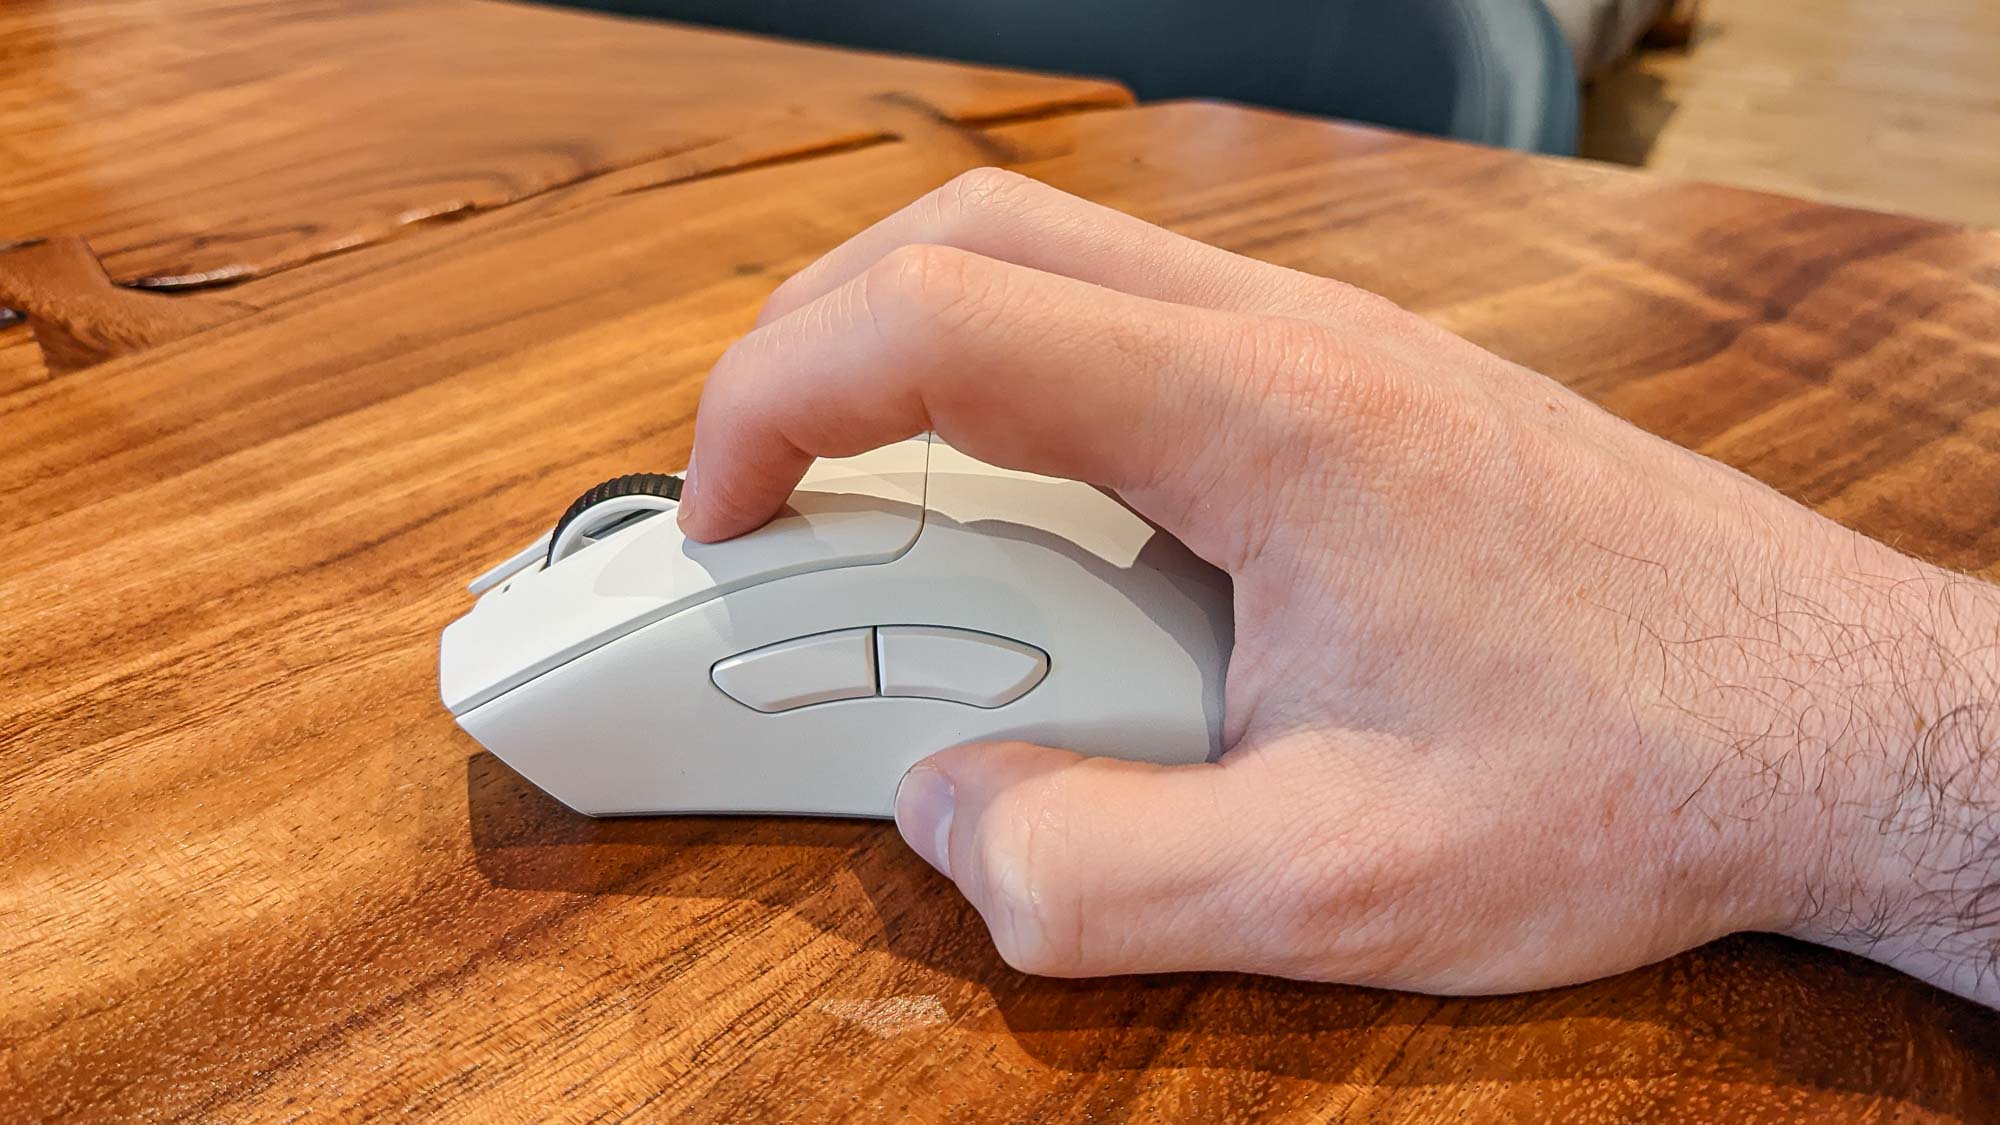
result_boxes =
[894,741,1291,978]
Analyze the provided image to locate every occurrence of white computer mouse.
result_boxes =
[438,435,1233,817]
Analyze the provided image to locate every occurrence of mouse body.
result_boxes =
[439,436,1232,817]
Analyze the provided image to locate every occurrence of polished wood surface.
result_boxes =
[4,6,1999,1122]
[0,0,1124,381]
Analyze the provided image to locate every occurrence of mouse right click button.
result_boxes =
[876,626,1048,708]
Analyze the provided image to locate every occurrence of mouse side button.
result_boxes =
[711,628,879,713]
[877,626,1048,708]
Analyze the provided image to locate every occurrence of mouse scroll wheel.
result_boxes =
[546,472,684,566]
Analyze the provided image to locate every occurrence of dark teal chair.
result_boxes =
[547,0,1579,154]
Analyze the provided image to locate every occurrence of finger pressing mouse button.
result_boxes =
[876,626,1049,708]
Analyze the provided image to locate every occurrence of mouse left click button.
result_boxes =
[710,629,878,713]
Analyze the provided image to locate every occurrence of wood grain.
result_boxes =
[0,0,1125,376]
[2,49,1997,1125]
[0,0,1126,288]
[0,237,250,374]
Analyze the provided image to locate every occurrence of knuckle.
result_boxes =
[863,242,973,322]
[941,166,1036,220]
[757,272,812,326]
[1222,313,1437,450]
[1211,315,1360,445]
[861,242,1006,345]
[702,331,769,405]
[1325,278,1408,323]
[1280,272,1414,331]
[971,774,1087,975]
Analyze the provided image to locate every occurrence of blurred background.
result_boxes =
[549,0,2000,229]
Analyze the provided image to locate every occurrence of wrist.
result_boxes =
[1611,474,2000,1003]
[1766,544,2000,1005]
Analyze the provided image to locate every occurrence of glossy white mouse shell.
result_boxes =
[439,436,1232,817]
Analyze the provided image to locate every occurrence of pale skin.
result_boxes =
[677,169,2000,1009]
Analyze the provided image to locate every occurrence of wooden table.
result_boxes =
[4,2,1998,1120]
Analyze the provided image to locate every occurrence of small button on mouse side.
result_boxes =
[877,626,1048,708]
[710,628,878,713]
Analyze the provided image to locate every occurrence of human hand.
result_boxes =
[678,170,2000,1006]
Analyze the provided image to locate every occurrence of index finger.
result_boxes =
[678,242,1298,564]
